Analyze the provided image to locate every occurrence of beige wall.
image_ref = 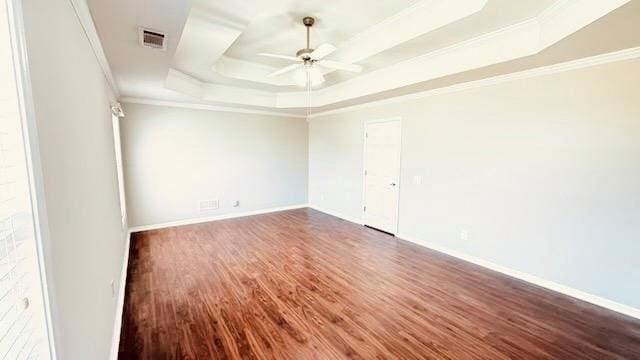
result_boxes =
[309,58,640,309]
[121,103,308,227]
[23,0,127,358]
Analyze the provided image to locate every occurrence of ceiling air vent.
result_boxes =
[139,28,167,50]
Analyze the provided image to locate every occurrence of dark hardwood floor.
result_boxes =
[119,208,640,359]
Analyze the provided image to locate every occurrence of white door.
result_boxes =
[363,119,401,234]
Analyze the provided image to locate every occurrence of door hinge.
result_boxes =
[363,206,366,212]
[365,132,368,138]
[364,170,367,176]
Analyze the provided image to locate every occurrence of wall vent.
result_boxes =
[199,199,219,211]
[139,28,167,50]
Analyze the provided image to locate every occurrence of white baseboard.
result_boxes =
[111,205,308,357]
[116,205,639,358]
[128,204,309,233]
[396,232,640,321]
[303,206,640,320]
[308,204,363,225]
[109,230,131,360]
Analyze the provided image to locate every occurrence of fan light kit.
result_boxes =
[258,16,363,88]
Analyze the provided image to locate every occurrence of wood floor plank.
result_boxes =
[119,208,640,359]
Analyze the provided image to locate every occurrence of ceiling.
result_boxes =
[308,0,640,114]
[325,0,554,84]
[86,0,637,115]
[224,0,420,67]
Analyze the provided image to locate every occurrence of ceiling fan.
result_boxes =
[258,16,362,87]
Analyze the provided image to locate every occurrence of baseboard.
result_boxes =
[307,204,364,225]
[128,204,309,233]
[305,206,640,319]
[396,232,640,321]
[109,231,131,360]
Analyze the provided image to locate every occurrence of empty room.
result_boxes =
[1,0,639,359]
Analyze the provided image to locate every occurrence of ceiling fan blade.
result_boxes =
[310,44,336,60]
[267,63,301,77]
[257,53,300,62]
[317,60,362,73]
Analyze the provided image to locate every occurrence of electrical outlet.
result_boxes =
[198,199,219,211]
[231,200,239,207]
[460,229,469,242]
[413,175,422,185]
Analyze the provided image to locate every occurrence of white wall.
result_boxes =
[121,103,308,227]
[309,58,640,310]
[23,0,127,358]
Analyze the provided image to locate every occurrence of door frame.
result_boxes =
[361,117,403,234]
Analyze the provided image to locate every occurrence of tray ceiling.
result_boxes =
[87,0,635,115]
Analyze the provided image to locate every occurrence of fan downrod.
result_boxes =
[297,16,316,59]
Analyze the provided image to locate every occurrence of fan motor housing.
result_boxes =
[296,48,314,59]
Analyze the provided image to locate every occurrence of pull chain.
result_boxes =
[306,69,311,117]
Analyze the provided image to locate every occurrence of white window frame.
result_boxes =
[4,0,57,358]
[111,108,127,230]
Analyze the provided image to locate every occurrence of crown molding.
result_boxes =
[204,0,488,89]
[308,46,640,118]
[295,17,538,108]
[68,0,120,98]
[119,97,307,119]
[167,0,630,111]
[334,0,488,64]
[165,68,281,108]
[302,0,630,109]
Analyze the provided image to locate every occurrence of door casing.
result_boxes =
[361,117,402,234]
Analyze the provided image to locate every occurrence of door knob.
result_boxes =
[390,182,397,186]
